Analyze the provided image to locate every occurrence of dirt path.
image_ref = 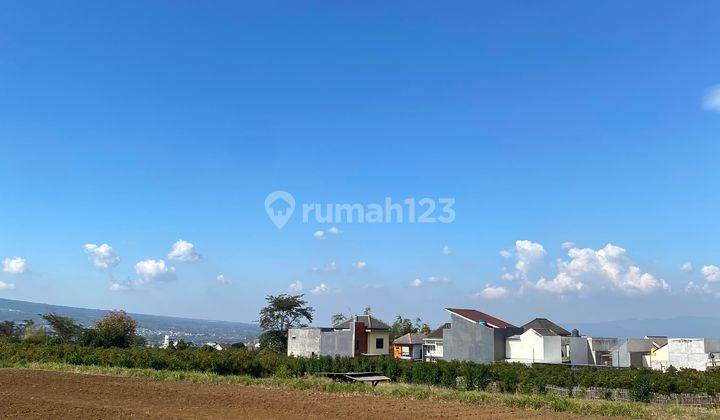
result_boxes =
[0,369,602,419]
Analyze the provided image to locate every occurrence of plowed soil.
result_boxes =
[0,369,601,419]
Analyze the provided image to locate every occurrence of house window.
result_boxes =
[376,338,384,349]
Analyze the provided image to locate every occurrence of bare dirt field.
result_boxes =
[0,369,601,419]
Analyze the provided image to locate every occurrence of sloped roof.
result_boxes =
[522,318,571,336]
[334,315,391,331]
[393,333,426,345]
[425,323,451,339]
[445,308,517,329]
[531,328,558,337]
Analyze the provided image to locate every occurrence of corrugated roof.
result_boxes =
[425,323,451,339]
[531,328,558,337]
[522,318,571,336]
[393,333,426,345]
[445,308,517,329]
[333,315,391,331]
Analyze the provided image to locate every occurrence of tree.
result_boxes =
[258,294,314,332]
[230,342,246,349]
[363,307,372,315]
[258,330,287,353]
[330,313,346,326]
[390,316,417,339]
[42,313,83,343]
[84,310,138,348]
[0,321,16,339]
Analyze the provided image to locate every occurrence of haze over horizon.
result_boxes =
[1,2,719,328]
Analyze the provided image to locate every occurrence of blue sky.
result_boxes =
[1,1,719,327]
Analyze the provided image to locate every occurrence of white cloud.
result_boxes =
[561,242,576,250]
[442,245,452,255]
[500,272,515,282]
[410,276,449,287]
[167,240,202,262]
[681,262,694,273]
[352,261,367,269]
[701,265,720,282]
[109,282,130,292]
[410,278,423,287]
[83,243,120,270]
[311,262,338,272]
[311,283,330,295]
[0,281,15,290]
[216,274,231,284]
[313,227,342,239]
[532,244,668,295]
[288,280,303,293]
[685,281,714,295]
[134,259,176,284]
[702,85,720,112]
[2,257,27,274]
[500,240,546,280]
[475,285,509,300]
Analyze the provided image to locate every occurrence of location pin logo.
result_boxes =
[265,191,295,229]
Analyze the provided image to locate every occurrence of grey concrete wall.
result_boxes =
[568,337,592,365]
[319,330,353,357]
[443,314,495,364]
[288,328,321,357]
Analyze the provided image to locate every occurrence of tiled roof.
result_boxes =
[425,323,451,339]
[393,333,426,345]
[522,318,571,336]
[445,308,517,329]
[334,315,391,331]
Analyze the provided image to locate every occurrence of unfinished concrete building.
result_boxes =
[442,308,522,364]
[287,315,391,358]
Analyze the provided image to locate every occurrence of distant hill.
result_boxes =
[0,298,262,345]
[569,316,720,339]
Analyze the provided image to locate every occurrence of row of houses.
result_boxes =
[287,308,720,372]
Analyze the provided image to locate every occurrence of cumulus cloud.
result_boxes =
[109,282,130,292]
[685,281,714,295]
[702,85,720,112]
[216,274,231,284]
[167,240,202,262]
[352,261,367,269]
[500,240,546,280]
[313,231,325,239]
[701,265,720,282]
[2,257,27,275]
[500,272,515,282]
[681,262,694,273]
[533,244,668,295]
[134,259,176,284]
[442,245,452,255]
[311,283,330,295]
[83,244,120,270]
[0,281,15,290]
[475,285,509,300]
[410,278,423,287]
[288,280,303,293]
[561,242,576,250]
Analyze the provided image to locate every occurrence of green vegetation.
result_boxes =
[2,340,720,400]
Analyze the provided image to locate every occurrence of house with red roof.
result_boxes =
[442,308,522,364]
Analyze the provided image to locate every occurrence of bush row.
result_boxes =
[1,341,719,398]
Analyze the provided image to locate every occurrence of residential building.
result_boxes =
[287,315,391,358]
[442,308,522,364]
[648,338,720,371]
[423,323,450,362]
[609,337,666,368]
[393,333,425,360]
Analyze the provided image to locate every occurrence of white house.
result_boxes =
[649,338,720,371]
[423,323,450,362]
[506,328,564,364]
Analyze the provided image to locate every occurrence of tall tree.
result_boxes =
[258,294,314,331]
[42,313,83,343]
[330,313,346,326]
[363,307,372,315]
[0,321,16,338]
[82,310,138,348]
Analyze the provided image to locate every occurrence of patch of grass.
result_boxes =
[2,361,719,419]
